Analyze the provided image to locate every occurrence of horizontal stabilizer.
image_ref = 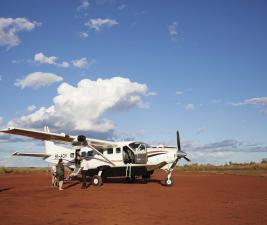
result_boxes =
[13,152,50,159]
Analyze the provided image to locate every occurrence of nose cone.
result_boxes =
[177,150,187,157]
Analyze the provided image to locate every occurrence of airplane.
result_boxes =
[0,126,190,187]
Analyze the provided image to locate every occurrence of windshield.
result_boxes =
[129,142,149,151]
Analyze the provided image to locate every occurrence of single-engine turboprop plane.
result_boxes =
[0,127,190,186]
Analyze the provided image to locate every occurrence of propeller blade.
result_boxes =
[176,130,181,151]
[170,157,179,170]
[183,156,190,162]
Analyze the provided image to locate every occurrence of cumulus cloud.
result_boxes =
[168,22,178,41]
[0,17,41,49]
[72,57,88,68]
[232,97,267,115]
[85,18,118,31]
[34,52,58,65]
[33,52,92,69]
[77,0,90,11]
[27,105,36,112]
[15,72,63,89]
[9,77,152,134]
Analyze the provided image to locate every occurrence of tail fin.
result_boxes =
[44,126,55,155]
[43,126,72,156]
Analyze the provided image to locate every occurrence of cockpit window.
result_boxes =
[129,142,148,151]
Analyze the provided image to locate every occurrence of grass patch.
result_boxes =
[176,162,267,176]
[0,167,50,175]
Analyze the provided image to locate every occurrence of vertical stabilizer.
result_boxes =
[44,126,55,155]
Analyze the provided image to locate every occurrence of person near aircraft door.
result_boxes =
[51,164,58,187]
[80,157,90,189]
[74,149,81,168]
[56,158,65,191]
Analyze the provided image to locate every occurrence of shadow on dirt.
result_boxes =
[0,187,14,192]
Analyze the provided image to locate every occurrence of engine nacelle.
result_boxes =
[77,135,86,142]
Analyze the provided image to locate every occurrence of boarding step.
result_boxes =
[69,167,81,177]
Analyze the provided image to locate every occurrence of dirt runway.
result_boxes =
[1,171,267,225]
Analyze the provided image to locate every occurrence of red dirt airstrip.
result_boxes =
[1,171,267,225]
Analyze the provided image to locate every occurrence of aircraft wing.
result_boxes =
[1,127,118,148]
[0,127,75,143]
[1,127,118,165]
[13,152,50,159]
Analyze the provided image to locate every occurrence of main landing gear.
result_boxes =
[92,175,103,186]
[92,170,103,186]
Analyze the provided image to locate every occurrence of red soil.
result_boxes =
[0,171,267,225]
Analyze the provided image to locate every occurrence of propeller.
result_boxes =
[170,131,190,170]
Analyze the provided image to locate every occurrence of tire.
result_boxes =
[165,177,174,187]
[92,175,103,186]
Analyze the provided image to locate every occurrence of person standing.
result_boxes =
[51,164,57,187]
[56,158,65,191]
[80,156,90,189]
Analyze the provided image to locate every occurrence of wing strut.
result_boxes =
[86,142,116,166]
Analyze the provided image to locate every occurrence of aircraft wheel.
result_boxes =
[92,175,103,186]
[165,177,174,187]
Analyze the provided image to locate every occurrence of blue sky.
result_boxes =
[0,0,267,166]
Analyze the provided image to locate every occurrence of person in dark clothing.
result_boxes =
[56,158,65,191]
[80,157,90,189]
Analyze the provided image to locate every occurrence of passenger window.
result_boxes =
[70,153,74,158]
[81,152,86,157]
[116,148,121,153]
[87,151,93,157]
[107,148,113,154]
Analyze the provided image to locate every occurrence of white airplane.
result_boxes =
[0,127,190,186]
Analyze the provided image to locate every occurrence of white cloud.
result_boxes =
[77,0,90,11]
[15,72,63,89]
[0,116,3,125]
[168,22,178,41]
[233,97,267,106]
[185,103,195,111]
[85,18,118,31]
[72,57,88,68]
[27,105,36,112]
[232,97,267,115]
[80,32,89,38]
[0,17,41,49]
[33,53,92,69]
[176,91,183,95]
[34,52,58,65]
[9,77,151,134]
[58,61,70,68]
